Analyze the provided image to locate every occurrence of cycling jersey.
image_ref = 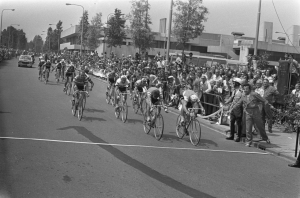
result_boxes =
[115,78,130,87]
[74,73,91,85]
[183,90,197,102]
[45,62,51,69]
[38,61,45,67]
[56,63,62,69]
[66,66,75,73]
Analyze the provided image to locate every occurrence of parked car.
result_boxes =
[18,55,33,68]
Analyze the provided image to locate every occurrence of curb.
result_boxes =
[91,74,297,162]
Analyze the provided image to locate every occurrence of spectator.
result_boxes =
[225,78,243,142]
[231,83,272,146]
[261,79,279,133]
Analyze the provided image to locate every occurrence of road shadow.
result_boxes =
[199,139,219,148]
[160,133,183,143]
[56,126,216,198]
[0,111,10,114]
[82,116,106,122]
[84,108,105,113]
[126,118,143,124]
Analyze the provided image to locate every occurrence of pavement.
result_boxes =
[1,58,300,198]
[92,73,299,163]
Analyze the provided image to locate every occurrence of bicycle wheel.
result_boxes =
[78,104,83,121]
[67,83,71,95]
[114,101,121,119]
[154,113,164,140]
[106,92,111,104]
[188,119,201,146]
[132,98,138,114]
[175,115,185,139]
[141,99,147,115]
[121,101,128,123]
[72,101,76,116]
[82,95,86,110]
[143,104,151,134]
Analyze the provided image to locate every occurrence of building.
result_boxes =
[60,22,300,64]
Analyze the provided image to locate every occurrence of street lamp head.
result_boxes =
[66,3,71,5]
[12,9,15,11]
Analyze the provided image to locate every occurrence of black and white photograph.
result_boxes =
[0,0,300,197]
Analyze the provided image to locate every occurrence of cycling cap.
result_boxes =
[190,94,199,102]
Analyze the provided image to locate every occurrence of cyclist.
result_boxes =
[64,63,76,92]
[133,77,147,107]
[71,67,94,106]
[114,75,130,110]
[145,82,168,122]
[106,69,117,98]
[179,89,205,132]
[42,60,52,81]
[38,59,45,79]
[52,59,63,81]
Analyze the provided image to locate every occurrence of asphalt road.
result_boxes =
[0,58,299,198]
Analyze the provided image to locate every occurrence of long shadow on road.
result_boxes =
[57,126,216,198]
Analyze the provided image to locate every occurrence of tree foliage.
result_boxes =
[28,35,44,52]
[129,0,154,53]
[1,26,27,49]
[78,10,90,49]
[172,0,208,52]
[106,8,127,48]
[86,12,103,50]
[247,52,270,70]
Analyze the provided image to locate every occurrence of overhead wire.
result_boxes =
[271,0,300,54]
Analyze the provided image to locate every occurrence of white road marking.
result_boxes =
[0,136,269,155]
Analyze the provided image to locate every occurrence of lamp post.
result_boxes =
[8,24,20,49]
[66,3,84,56]
[0,9,15,46]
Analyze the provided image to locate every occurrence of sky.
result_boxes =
[1,0,299,42]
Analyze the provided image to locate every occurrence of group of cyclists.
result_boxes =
[35,51,205,137]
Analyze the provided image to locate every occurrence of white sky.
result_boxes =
[1,0,299,42]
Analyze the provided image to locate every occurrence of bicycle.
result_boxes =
[106,83,115,106]
[38,67,43,81]
[176,108,202,146]
[143,103,165,141]
[44,68,50,84]
[64,79,72,96]
[115,92,129,123]
[132,91,146,114]
[72,88,89,121]
[55,69,62,83]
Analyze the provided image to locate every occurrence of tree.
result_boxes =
[78,10,90,50]
[129,0,154,53]
[106,8,127,50]
[86,27,99,50]
[172,0,208,53]
[44,27,53,52]
[32,35,44,53]
[86,12,103,51]
[247,52,270,70]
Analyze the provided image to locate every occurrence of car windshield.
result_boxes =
[20,56,31,61]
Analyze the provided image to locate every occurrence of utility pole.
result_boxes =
[254,0,262,56]
[166,0,173,72]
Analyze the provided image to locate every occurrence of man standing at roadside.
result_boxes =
[231,83,273,146]
[262,79,279,133]
[224,78,243,142]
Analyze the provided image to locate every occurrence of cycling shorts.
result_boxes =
[75,83,85,91]
[109,78,115,84]
[151,98,159,105]
[137,86,143,93]
[66,72,73,77]
[118,86,127,93]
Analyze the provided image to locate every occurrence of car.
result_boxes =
[18,55,33,68]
